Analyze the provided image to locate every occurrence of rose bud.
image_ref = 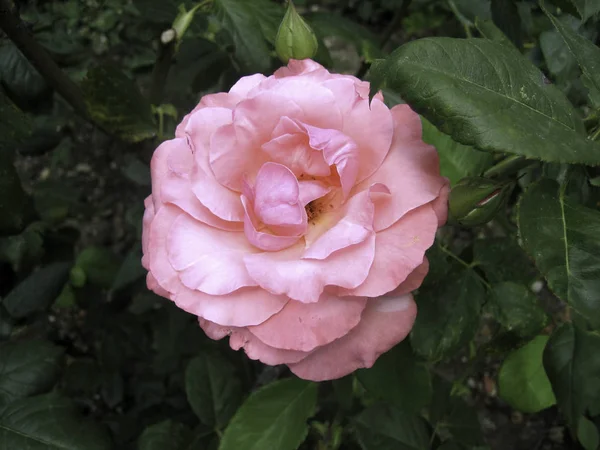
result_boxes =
[275,1,318,64]
[449,177,514,227]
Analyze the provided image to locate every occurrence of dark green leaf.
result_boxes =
[185,352,242,429]
[121,155,150,186]
[421,117,493,186]
[3,262,71,318]
[489,282,548,339]
[0,42,48,101]
[0,152,31,235]
[371,38,600,165]
[353,403,430,450]
[518,179,600,328]
[33,180,80,223]
[543,5,600,108]
[474,238,537,285]
[491,0,522,48]
[75,247,120,288]
[244,0,284,44]
[474,18,513,46]
[356,341,432,414]
[578,416,600,450]
[498,335,556,413]
[0,340,63,407]
[0,89,31,151]
[410,269,484,361]
[543,323,600,426]
[0,222,45,272]
[111,245,146,292]
[0,393,111,449]
[540,25,579,83]
[219,378,318,450]
[81,65,156,142]
[138,420,192,450]
[555,0,600,23]
[214,0,273,73]
[309,12,383,62]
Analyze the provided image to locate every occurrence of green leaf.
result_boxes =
[33,180,80,224]
[111,245,146,292]
[0,42,48,102]
[543,5,600,108]
[3,262,71,318]
[0,152,31,235]
[490,0,522,48]
[543,323,600,427]
[554,0,600,23]
[353,403,430,450]
[137,420,192,450]
[498,335,556,413]
[474,18,513,46]
[0,393,112,449]
[0,340,63,407]
[244,0,284,44]
[371,38,600,165]
[75,246,120,288]
[518,179,600,328]
[421,117,493,186]
[214,0,273,73]
[81,65,156,142]
[489,282,548,339]
[308,12,383,63]
[410,268,484,361]
[474,237,537,285]
[578,416,600,450]
[219,378,318,450]
[185,352,242,429]
[429,377,485,446]
[356,341,432,414]
[0,89,31,151]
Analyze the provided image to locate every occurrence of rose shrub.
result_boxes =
[142,59,449,381]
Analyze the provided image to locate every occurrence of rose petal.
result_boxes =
[199,318,309,365]
[244,234,375,303]
[298,180,331,206]
[354,104,446,231]
[288,294,417,381]
[168,214,258,295]
[383,258,429,297]
[242,196,301,251]
[248,293,367,352]
[339,203,438,297]
[229,73,266,98]
[274,59,325,78]
[431,182,450,227]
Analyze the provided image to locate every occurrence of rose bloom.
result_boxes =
[142,59,449,381]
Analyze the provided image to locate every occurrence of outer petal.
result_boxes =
[168,214,258,295]
[431,182,450,227]
[186,108,246,222]
[288,294,417,381]
[229,73,266,98]
[340,203,438,297]
[248,294,367,352]
[244,234,375,303]
[199,318,309,365]
[383,258,429,297]
[274,59,325,78]
[141,196,155,270]
[147,204,287,326]
[355,104,446,231]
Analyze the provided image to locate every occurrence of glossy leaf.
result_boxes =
[498,335,556,413]
[81,65,156,142]
[0,42,48,102]
[0,393,112,449]
[0,340,63,407]
[356,341,432,414]
[543,323,600,427]
[543,5,600,107]
[185,352,242,429]
[219,378,317,450]
[353,403,430,450]
[474,238,537,285]
[489,282,548,339]
[410,269,484,361]
[370,38,600,165]
[214,0,273,73]
[137,420,191,450]
[518,179,600,328]
[421,118,493,186]
[3,262,71,318]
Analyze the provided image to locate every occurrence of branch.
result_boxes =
[0,0,88,117]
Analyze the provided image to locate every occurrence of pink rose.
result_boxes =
[142,59,449,381]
